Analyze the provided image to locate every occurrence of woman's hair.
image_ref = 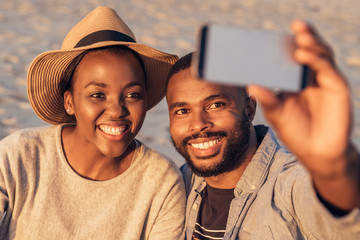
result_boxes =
[59,45,146,95]
[59,46,146,122]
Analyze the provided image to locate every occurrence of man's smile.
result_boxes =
[189,137,222,150]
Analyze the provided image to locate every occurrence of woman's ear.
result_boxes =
[64,91,74,115]
[245,95,257,122]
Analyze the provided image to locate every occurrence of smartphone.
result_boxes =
[191,24,311,91]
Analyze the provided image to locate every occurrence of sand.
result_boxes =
[1,0,359,165]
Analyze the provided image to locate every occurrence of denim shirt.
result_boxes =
[181,127,360,240]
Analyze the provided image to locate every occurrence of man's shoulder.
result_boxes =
[258,125,298,169]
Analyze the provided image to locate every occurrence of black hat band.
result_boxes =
[75,30,135,48]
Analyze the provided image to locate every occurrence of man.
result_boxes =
[166,20,360,239]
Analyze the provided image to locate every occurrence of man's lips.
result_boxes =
[181,131,227,157]
[186,136,224,159]
[189,137,222,150]
[182,131,227,146]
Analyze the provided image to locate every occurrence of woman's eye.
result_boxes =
[175,109,189,115]
[125,92,142,99]
[90,93,105,99]
[208,102,225,109]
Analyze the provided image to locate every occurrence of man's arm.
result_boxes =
[247,20,360,211]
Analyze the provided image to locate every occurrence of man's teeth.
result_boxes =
[100,126,126,135]
[191,139,220,150]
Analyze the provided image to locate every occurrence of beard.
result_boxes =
[171,111,251,177]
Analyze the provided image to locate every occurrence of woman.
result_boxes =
[0,6,185,240]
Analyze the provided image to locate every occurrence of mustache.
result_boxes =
[181,131,227,146]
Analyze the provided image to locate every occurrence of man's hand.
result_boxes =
[247,20,360,210]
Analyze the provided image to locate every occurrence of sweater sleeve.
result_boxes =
[0,135,12,236]
[0,167,9,229]
[148,166,186,240]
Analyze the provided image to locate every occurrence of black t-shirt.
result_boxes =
[192,185,235,240]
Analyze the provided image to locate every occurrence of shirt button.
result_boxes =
[250,184,256,190]
[192,203,199,210]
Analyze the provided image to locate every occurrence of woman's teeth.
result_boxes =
[99,125,126,135]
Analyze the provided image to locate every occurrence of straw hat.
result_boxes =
[27,6,178,124]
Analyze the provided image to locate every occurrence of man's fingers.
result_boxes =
[292,20,334,64]
[247,85,278,108]
[291,20,320,39]
[295,48,347,91]
[295,33,334,62]
[247,85,284,127]
[291,20,347,91]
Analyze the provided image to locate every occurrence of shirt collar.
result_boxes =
[234,126,279,196]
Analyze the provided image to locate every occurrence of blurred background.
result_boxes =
[0,0,359,165]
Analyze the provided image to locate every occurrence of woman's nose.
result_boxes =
[107,99,129,118]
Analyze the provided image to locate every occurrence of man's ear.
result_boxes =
[64,91,75,115]
[245,95,257,122]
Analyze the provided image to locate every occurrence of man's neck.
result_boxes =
[204,127,258,189]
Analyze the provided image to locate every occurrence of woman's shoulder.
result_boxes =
[0,125,61,154]
[1,125,58,143]
[0,125,62,175]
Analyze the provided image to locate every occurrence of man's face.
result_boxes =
[166,69,254,177]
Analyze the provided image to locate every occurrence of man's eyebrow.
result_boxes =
[204,94,231,102]
[168,102,188,111]
[168,94,231,110]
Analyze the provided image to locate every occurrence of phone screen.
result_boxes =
[192,24,309,91]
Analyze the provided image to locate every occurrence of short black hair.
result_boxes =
[166,52,193,89]
[166,52,248,97]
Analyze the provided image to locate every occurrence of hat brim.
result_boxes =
[27,41,178,124]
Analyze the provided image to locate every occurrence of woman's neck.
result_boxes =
[61,125,135,181]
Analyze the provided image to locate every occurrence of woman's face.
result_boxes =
[64,50,147,158]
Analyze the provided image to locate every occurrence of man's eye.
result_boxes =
[208,102,225,109]
[90,93,105,99]
[175,109,189,115]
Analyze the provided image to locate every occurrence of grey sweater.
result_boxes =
[0,125,186,239]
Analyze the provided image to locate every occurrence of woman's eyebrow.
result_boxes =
[84,81,107,89]
[124,82,146,89]
[84,81,145,89]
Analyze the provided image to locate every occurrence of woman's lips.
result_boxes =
[98,124,128,136]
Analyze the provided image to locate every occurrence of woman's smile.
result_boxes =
[98,124,129,136]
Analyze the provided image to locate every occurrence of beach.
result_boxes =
[1,0,359,166]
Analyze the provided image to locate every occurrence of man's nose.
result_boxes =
[189,110,213,132]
